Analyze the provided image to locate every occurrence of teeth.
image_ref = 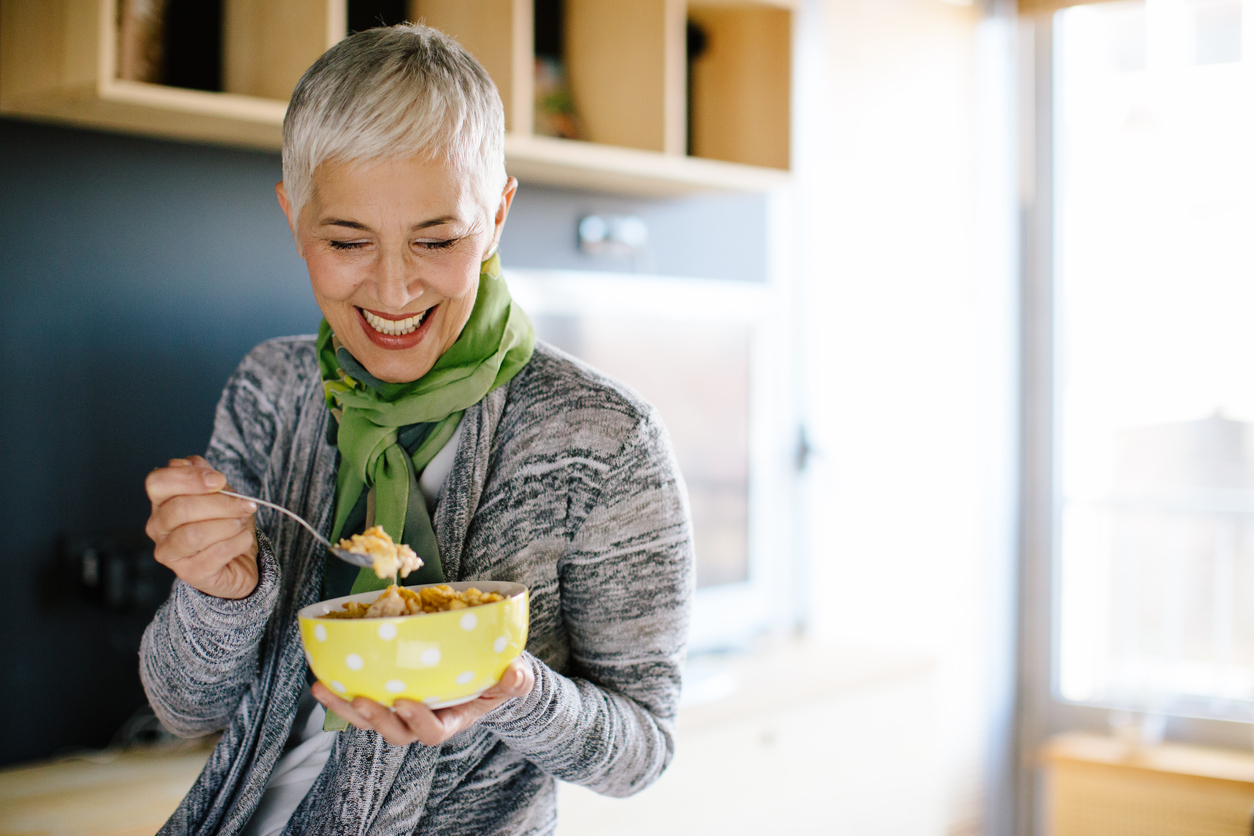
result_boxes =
[362,308,427,336]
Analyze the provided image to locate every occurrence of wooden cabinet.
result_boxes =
[1043,733,1254,836]
[0,0,792,195]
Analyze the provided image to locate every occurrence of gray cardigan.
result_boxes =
[139,337,695,835]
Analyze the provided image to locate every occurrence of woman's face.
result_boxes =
[278,155,515,384]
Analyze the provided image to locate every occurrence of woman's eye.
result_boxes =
[328,240,368,251]
[418,239,457,251]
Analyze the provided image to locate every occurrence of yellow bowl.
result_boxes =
[297,581,529,708]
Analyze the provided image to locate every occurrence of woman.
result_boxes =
[140,23,693,836]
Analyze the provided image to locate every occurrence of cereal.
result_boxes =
[318,584,506,619]
[337,525,422,581]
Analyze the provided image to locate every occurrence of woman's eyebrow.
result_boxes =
[317,216,460,231]
[321,218,372,231]
[410,216,459,231]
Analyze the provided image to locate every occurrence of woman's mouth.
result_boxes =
[355,306,436,350]
[361,308,427,336]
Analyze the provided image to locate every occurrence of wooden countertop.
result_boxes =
[1042,731,1254,786]
[0,641,932,836]
[0,741,215,836]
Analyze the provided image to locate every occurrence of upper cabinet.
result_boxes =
[0,0,792,196]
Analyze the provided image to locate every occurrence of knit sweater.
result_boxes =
[139,337,695,835]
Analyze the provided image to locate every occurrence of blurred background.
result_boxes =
[0,0,1251,834]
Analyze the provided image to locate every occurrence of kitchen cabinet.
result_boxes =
[1043,733,1254,836]
[0,0,792,196]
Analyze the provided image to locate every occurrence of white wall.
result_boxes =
[794,0,1019,833]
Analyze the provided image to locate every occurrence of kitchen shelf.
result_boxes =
[505,133,789,196]
[0,0,793,196]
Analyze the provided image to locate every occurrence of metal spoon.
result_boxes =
[220,489,373,569]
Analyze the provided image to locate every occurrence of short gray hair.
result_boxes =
[282,24,507,224]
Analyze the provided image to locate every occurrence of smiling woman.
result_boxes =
[278,153,514,384]
[138,22,693,836]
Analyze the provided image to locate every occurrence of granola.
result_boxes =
[336,525,423,581]
[318,583,506,619]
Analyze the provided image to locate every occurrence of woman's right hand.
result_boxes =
[145,455,260,600]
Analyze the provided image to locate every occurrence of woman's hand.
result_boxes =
[145,455,260,600]
[311,658,535,747]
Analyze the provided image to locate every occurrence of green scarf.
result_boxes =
[316,252,534,596]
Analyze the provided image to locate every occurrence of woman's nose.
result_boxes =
[374,250,423,309]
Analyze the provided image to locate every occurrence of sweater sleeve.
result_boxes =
[139,538,281,736]
[480,411,695,797]
[139,343,295,737]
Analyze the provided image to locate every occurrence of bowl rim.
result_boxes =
[297,580,528,622]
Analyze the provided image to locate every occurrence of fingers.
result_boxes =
[310,682,526,748]
[146,492,256,544]
[311,683,424,747]
[145,459,228,508]
[143,455,260,599]
[211,553,261,601]
[166,455,208,469]
[156,523,255,577]
[392,700,450,745]
[394,661,533,745]
[479,659,533,701]
[309,661,534,749]
[349,697,425,746]
[395,696,497,746]
[310,682,372,729]
[146,490,259,599]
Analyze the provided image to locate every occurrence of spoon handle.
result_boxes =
[219,489,335,550]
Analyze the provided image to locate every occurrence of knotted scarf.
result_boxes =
[316,252,534,597]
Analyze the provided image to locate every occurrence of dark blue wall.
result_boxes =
[0,117,763,765]
[0,120,316,766]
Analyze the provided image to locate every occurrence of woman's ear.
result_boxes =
[275,182,304,257]
[486,177,518,258]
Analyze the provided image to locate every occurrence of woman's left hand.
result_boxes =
[311,658,534,747]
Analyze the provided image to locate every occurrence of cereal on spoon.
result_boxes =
[337,525,423,581]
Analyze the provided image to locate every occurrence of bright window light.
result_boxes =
[1054,0,1254,719]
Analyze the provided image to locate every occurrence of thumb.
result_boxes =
[494,660,532,699]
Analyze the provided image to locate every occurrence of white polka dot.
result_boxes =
[420,647,441,666]
[331,680,347,693]
[493,636,508,653]
[460,612,478,631]
[385,680,406,694]
[345,653,364,671]
[456,671,475,685]
[377,622,398,641]
[314,624,327,642]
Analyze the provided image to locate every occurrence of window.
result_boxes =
[1024,0,1254,748]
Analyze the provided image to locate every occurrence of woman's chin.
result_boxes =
[358,351,439,385]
